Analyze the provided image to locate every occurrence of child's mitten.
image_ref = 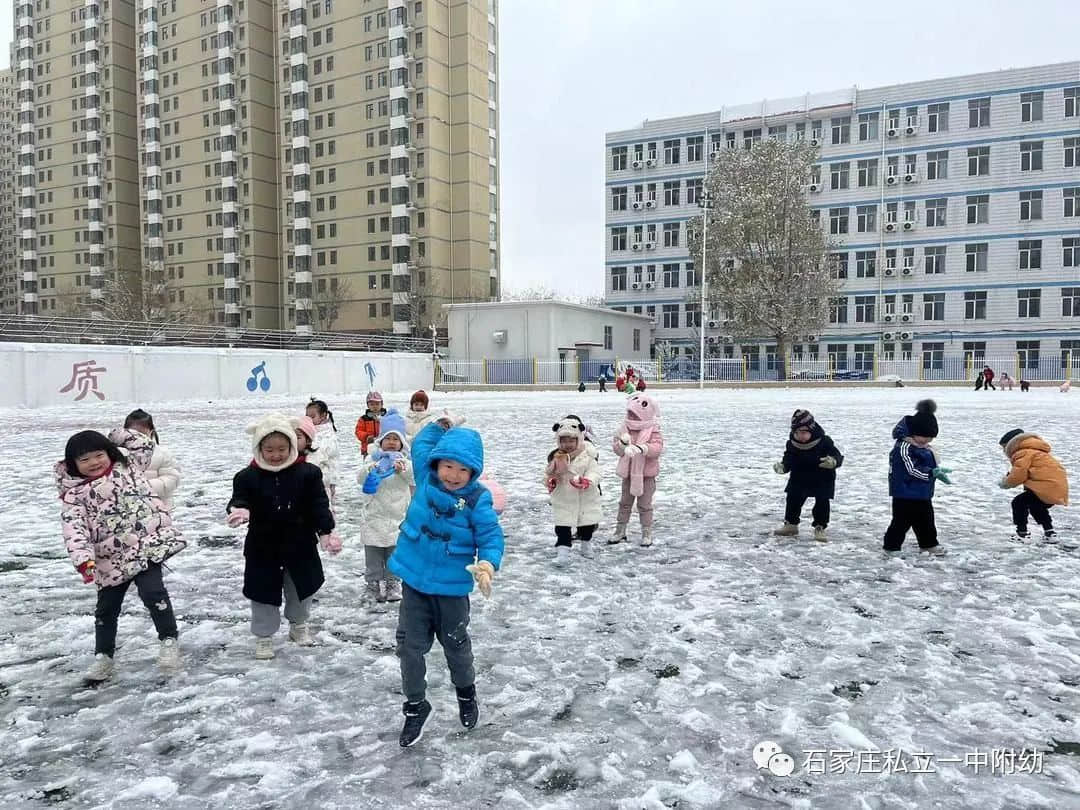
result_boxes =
[623,444,643,457]
[818,456,838,470]
[466,560,495,598]
[772,461,786,474]
[569,476,591,489]
[931,467,953,485]
[77,560,96,584]
[545,477,558,493]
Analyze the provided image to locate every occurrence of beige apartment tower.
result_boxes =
[0,67,17,312]
[4,0,499,334]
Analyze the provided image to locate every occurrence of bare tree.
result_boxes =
[501,284,604,308]
[686,138,837,380]
[311,277,355,332]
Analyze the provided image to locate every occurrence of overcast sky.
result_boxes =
[4,2,1076,298]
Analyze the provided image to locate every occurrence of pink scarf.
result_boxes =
[618,415,657,497]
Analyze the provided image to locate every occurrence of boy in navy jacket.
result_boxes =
[388,417,505,747]
[884,400,950,556]
[773,409,844,541]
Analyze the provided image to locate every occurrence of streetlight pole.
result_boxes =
[698,188,713,389]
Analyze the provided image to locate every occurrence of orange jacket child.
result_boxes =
[999,428,1069,540]
[354,391,387,458]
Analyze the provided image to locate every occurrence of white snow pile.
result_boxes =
[0,387,1078,808]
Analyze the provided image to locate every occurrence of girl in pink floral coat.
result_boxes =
[57,430,187,683]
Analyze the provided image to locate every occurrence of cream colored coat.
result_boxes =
[545,446,602,527]
[359,458,415,547]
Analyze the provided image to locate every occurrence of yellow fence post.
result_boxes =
[742,356,748,382]
[873,352,878,380]
[1068,352,1073,382]
[1016,353,1021,382]
[482,358,488,385]
[533,357,538,384]
[657,355,663,382]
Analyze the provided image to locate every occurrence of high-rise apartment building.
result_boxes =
[604,62,1080,375]
[0,67,18,312]
[4,0,499,334]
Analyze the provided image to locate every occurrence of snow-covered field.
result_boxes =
[1,387,1079,810]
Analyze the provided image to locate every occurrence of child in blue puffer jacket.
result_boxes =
[884,400,950,556]
[387,416,505,748]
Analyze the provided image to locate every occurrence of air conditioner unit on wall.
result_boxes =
[903,220,915,231]
[707,319,720,329]
[492,329,507,344]
[631,281,641,290]
[644,199,656,209]
[723,334,735,344]
[808,182,822,193]
[883,331,896,340]
[644,280,655,289]
[885,222,897,232]
[632,159,643,169]
[899,331,913,340]
[806,334,819,343]
[645,157,657,167]
[631,200,643,210]
[631,242,643,251]
[904,173,918,184]
[900,313,913,323]
[886,174,899,185]
[644,241,656,250]
[883,313,895,322]
[887,127,900,138]
[884,267,896,276]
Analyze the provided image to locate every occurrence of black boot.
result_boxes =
[456,685,478,730]
[399,699,433,748]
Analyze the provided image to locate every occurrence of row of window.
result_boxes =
[609,86,1080,170]
[826,287,1080,323]
[828,238,1080,276]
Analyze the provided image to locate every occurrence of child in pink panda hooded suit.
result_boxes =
[611,392,664,546]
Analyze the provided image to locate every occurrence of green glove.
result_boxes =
[932,467,953,484]
[818,456,838,470]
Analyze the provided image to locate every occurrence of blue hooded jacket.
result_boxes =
[888,416,937,500]
[388,422,505,596]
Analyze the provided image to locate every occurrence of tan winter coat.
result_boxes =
[1003,433,1069,506]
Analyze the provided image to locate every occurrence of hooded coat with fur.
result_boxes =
[109,428,180,508]
[360,418,415,548]
[780,424,844,499]
[56,441,186,589]
[612,393,663,495]
[228,415,334,605]
[1003,433,1069,506]
[388,423,504,596]
[305,422,340,488]
[545,424,603,527]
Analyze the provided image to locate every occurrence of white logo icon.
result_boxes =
[753,740,796,777]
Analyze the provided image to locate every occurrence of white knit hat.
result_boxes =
[553,418,583,441]
[246,413,299,471]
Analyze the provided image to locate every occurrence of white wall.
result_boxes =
[0,342,434,408]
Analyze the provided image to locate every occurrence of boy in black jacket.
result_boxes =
[773,409,844,541]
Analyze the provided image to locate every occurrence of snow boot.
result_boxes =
[883,549,903,558]
[555,546,571,567]
[365,580,383,604]
[608,523,627,544]
[85,653,114,683]
[774,522,799,537]
[399,699,433,748]
[385,579,403,602]
[1012,530,1032,542]
[255,637,275,660]
[580,539,594,559]
[813,525,828,542]
[158,637,180,670]
[640,527,653,547]
[457,685,479,730]
[1043,529,1057,542]
[920,545,947,557]
[288,623,314,646]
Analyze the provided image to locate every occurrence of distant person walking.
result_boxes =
[982,366,996,391]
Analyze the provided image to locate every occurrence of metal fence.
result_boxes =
[0,314,437,354]
[436,355,1080,386]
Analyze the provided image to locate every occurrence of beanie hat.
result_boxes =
[292,415,317,443]
[999,428,1024,448]
[791,409,816,432]
[553,417,583,442]
[247,413,299,471]
[374,408,410,454]
[410,390,429,409]
[908,399,939,438]
[366,390,383,405]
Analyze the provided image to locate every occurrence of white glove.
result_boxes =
[773,461,786,474]
[618,432,631,446]
[818,456,838,470]
[623,444,642,458]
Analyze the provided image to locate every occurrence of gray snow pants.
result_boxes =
[617,477,657,528]
[396,582,474,703]
[250,571,312,637]
[364,545,400,585]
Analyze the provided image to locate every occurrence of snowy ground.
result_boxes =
[1,387,1079,810]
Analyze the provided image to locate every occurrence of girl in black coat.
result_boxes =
[226,414,340,659]
[772,409,844,541]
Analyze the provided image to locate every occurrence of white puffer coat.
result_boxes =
[306,422,340,488]
[359,458,415,547]
[109,429,180,509]
[405,408,438,440]
[545,447,602,527]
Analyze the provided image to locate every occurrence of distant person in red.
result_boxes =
[982,366,996,391]
[615,375,627,392]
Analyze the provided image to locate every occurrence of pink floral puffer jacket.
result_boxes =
[56,439,186,589]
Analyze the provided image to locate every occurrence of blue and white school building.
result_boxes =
[604,61,1080,379]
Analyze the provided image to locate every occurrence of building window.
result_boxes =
[854,295,875,323]
[921,342,945,371]
[1062,287,1080,317]
[1067,87,1080,118]
[1020,141,1043,171]
[1020,91,1043,122]
[1064,187,1080,218]
[603,325,613,350]
[924,246,946,274]
[611,186,627,211]
[1019,239,1042,270]
[662,263,680,288]
[968,96,990,128]
[857,111,878,141]
[662,304,679,329]
[922,293,945,321]
[663,181,680,206]
[830,161,849,190]
[663,139,680,165]
[662,223,680,248]
[856,205,877,233]
[967,146,989,176]
[831,116,850,145]
[611,266,627,291]
[610,227,627,251]
[964,291,987,320]
[742,128,761,149]
[611,146,627,171]
[1017,340,1040,370]
[633,329,641,352]
[828,297,847,324]
[1017,288,1041,318]
[856,159,877,187]
[966,194,988,225]
[927,102,949,132]
[829,207,848,235]
[1019,190,1043,221]
[925,150,948,180]
[1066,237,1080,268]
[925,198,947,227]
[855,250,876,278]
[965,243,988,273]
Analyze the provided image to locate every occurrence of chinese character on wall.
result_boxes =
[59,360,108,402]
